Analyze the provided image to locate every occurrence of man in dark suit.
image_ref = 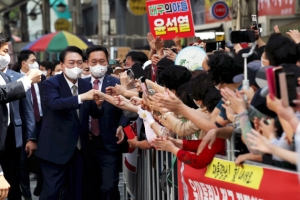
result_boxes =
[15,50,46,198]
[0,63,36,200]
[83,45,129,200]
[35,46,103,200]
[0,32,41,200]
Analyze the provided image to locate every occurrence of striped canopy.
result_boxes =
[23,31,91,53]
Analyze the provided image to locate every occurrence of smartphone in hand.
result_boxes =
[251,15,258,30]
[279,72,297,107]
[139,76,149,98]
[230,30,256,44]
[266,68,275,100]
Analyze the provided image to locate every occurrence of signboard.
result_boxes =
[211,1,229,20]
[178,158,300,200]
[54,18,70,32]
[146,0,195,40]
[127,0,147,16]
[117,47,131,61]
[205,0,232,24]
[258,0,295,16]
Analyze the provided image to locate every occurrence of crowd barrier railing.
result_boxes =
[122,128,300,200]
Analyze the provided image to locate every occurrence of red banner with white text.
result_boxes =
[146,0,195,40]
[258,0,295,16]
[178,158,300,200]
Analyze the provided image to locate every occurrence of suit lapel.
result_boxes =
[0,71,11,84]
[58,74,79,121]
[101,75,111,93]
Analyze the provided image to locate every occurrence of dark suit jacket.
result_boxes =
[0,71,27,172]
[6,69,36,147]
[35,74,103,165]
[85,75,130,153]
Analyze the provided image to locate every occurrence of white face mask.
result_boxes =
[54,71,62,75]
[90,64,107,78]
[81,74,91,78]
[27,61,39,69]
[0,54,10,70]
[41,71,47,77]
[64,66,82,80]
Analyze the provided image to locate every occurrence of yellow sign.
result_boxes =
[127,0,147,16]
[205,158,264,190]
[54,18,70,32]
[117,47,131,61]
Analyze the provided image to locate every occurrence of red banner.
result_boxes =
[258,0,295,16]
[178,158,300,200]
[146,0,195,40]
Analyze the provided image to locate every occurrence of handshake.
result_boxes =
[80,89,105,106]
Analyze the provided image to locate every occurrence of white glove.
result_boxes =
[138,107,155,125]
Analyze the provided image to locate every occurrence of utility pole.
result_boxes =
[42,0,51,34]
[98,0,102,45]
[98,0,110,46]
[20,3,29,42]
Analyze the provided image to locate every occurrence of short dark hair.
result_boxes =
[85,45,109,60]
[203,89,222,113]
[207,52,243,85]
[177,82,198,109]
[126,51,140,62]
[18,50,35,65]
[190,71,216,101]
[137,51,148,66]
[59,46,84,63]
[265,33,299,66]
[158,65,191,92]
[0,32,9,47]
[53,61,61,71]
[40,61,53,71]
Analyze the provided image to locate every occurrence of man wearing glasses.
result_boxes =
[35,46,103,200]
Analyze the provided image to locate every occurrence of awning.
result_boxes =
[195,24,224,40]
[195,24,224,33]
[0,0,29,13]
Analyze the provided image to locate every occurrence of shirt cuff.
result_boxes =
[78,95,83,104]
[0,172,3,176]
[19,77,31,92]
[27,138,37,142]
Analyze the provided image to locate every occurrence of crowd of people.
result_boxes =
[0,24,299,200]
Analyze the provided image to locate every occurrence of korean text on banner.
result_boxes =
[146,0,195,40]
[178,158,300,200]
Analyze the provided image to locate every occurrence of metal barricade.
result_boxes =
[122,127,242,200]
[122,149,177,200]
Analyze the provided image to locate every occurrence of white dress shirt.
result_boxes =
[91,75,105,91]
[21,70,43,116]
[63,74,83,104]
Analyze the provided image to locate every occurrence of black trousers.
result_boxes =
[39,148,83,200]
[82,136,120,200]
[0,124,22,200]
